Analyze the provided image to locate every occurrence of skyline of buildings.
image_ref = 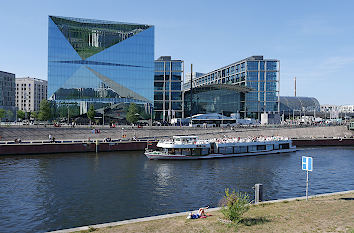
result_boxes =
[0,14,352,122]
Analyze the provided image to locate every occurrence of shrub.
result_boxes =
[220,188,250,223]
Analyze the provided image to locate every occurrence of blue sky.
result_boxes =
[0,0,353,105]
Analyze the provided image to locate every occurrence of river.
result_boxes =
[0,146,353,232]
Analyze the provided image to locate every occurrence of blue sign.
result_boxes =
[302,156,313,171]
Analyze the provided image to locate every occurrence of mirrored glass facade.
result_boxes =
[184,85,249,117]
[0,71,16,121]
[184,56,279,118]
[154,56,184,121]
[48,16,154,108]
[280,96,320,112]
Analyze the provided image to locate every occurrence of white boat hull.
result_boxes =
[145,148,297,160]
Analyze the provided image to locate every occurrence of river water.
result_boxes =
[0,147,353,232]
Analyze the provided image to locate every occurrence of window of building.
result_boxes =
[247,61,258,71]
[266,61,278,71]
[154,82,164,91]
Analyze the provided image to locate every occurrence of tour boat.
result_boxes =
[145,135,296,160]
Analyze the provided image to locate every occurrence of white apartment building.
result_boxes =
[16,77,47,112]
[339,105,354,113]
[320,104,340,113]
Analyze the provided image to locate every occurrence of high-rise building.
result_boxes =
[16,77,48,112]
[0,71,16,121]
[48,16,154,111]
[154,56,184,121]
[184,56,279,118]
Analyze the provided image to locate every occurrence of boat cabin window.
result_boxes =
[248,145,257,152]
[201,148,209,155]
[225,147,233,154]
[192,148,201,156]
[239,146,247,153]
[218,147,226,154]
[168,148,176,154]
[280,143,289,149]
[257,145,266,151]
[182,149,191,155]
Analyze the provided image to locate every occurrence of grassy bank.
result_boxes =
[79,192,354,233]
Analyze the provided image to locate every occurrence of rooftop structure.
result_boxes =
[280,96,320,112]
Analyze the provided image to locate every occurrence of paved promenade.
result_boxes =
[0,125,352,142]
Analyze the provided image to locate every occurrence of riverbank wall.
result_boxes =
[0,125,352,142]
[0,140,157,156]
[293,138,354,147]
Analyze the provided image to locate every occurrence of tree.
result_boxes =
[220,188,250,223]
[38,99,52,121]
[17,110,25,120]
[30,111,38,120]
[0,109,5,121]
[87,105,95,124]
[126,103,139,125]
[137,105,151,120]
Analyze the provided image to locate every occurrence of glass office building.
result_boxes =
[0,71,16,121]
[48,16,154,110]
[184,84,250,117]
[184,56,279,118]
[154,56,184,121]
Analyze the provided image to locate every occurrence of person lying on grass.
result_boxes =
[186,206,209,219]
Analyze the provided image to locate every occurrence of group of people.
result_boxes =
[103,137,112,142]
[48,134,55,142]
[92,129,101,134]
[14,138,22,143]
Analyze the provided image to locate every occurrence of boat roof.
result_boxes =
[173,136,198,139]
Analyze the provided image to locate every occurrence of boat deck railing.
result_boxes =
[159,136,290,145]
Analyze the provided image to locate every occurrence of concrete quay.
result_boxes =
[0,125,352,142]
[0,125,352,155]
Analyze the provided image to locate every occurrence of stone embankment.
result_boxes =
[0,125,352,142]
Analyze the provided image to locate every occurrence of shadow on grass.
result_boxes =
[240,217,271,226]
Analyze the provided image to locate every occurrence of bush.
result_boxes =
[220,188,250,223]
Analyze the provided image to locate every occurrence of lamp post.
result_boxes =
[103,108,105,126]
[135,112,140,125]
